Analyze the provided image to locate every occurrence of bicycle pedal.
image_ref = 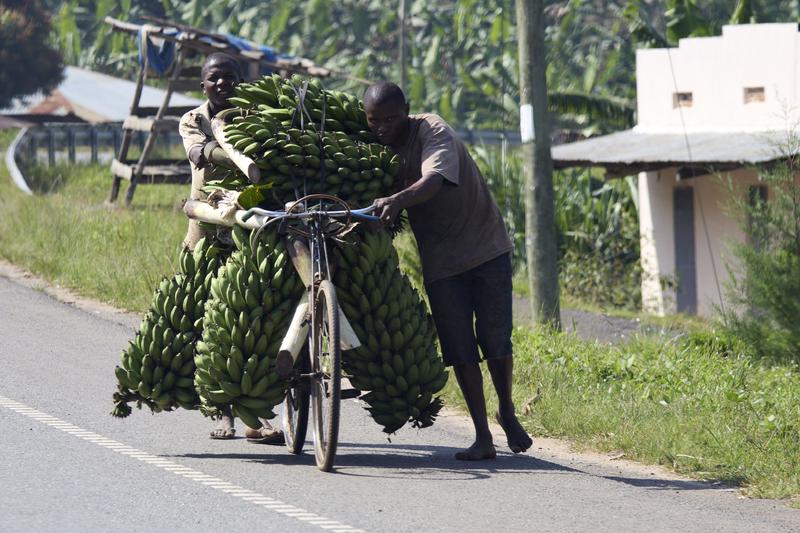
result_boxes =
[340,388,361,400]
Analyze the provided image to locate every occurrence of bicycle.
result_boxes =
[241,194,377,471]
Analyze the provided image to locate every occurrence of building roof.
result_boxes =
[1,66,203,123]
[551,128,793,176]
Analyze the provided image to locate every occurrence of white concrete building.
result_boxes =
[552,23,800,317]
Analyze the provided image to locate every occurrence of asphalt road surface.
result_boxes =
[1,275,798,533]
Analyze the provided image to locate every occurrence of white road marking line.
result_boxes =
[0,393,365,532]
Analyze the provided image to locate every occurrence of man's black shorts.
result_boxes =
[425,252,513,366]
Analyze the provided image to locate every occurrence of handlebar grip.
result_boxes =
[350,212,380,222]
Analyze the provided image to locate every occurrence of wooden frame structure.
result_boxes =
[104,16,334,205]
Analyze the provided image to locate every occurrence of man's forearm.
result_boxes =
[187,140,226,170]
[187,143,205,167]
[391,172,444,210]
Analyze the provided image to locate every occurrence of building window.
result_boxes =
[673,92,693,108]
[744,87,765,104]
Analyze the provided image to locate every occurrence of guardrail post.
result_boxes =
[28,134,37,163]
[90,127,98,163]
[47,129,56,166]
[67,127,76,163]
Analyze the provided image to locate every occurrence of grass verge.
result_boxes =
[442,327,800,505]
[0,131,186,312]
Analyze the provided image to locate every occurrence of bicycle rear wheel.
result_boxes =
[282,347,310,455]
[309,279,341,472]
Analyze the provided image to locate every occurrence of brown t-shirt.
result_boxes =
[395,114,513,284]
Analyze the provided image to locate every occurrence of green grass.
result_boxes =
[0,131,187,312]
[442,327,800,505]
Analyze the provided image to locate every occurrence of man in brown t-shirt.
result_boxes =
[365,82,532,460]
[179,52,283,445]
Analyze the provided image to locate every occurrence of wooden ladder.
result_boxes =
[107,40,197,206]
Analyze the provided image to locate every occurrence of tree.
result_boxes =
[0,0,64,109]
[517,0,561,327]
[721,154,800,364]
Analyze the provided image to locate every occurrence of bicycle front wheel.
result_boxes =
[309,279,341,472]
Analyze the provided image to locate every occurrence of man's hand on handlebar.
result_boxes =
[374,195,401,226]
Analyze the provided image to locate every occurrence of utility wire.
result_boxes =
[665,46,725,313]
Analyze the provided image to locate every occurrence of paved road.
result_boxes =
[1,276,798,533]
[513,295,679,345]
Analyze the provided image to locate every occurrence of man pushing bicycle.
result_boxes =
[365,82,533,460]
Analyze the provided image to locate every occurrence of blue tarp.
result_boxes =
[137,28,178,76]
[137,26,292,77]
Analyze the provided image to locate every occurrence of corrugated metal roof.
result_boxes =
[552,128,792,174]
[1,66,203,122]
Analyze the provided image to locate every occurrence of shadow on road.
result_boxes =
[172,441,576,481]
[601,475,737,492]
[170,441,732,492]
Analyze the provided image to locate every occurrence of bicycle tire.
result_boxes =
[310,279,341,472]
[282,347,310,455]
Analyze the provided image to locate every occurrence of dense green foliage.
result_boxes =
[441,326,800,501]
[625,0,799,47]
[472,145,641,309]
[0,0,64,108]
[45,0,642,132]
[720,159,800,364]
[43,1,800,130]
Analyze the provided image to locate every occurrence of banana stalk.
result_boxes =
[211,110,261,184]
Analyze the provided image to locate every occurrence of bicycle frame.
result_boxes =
[252,194,376,471]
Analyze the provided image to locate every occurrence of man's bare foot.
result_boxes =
[210,412,236,440]
[244,419,285,445]
[495,411,533,453]
[454,440,496,461]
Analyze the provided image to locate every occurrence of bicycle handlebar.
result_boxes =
[242,204,379,223]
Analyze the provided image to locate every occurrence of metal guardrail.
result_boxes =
[12,122,184,168]
[11,121,520,170]
[5,128,32,195]
[6,120,521,197]
[455,129,521,146]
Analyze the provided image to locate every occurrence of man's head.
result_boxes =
[363,82,410,147]
[201,53,242,109]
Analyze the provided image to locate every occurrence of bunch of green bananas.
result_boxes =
[111,238,230,417]
[194,226,304,429]
[334,230,448,433]
[228,73,374,138]
[218,74,401,209]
